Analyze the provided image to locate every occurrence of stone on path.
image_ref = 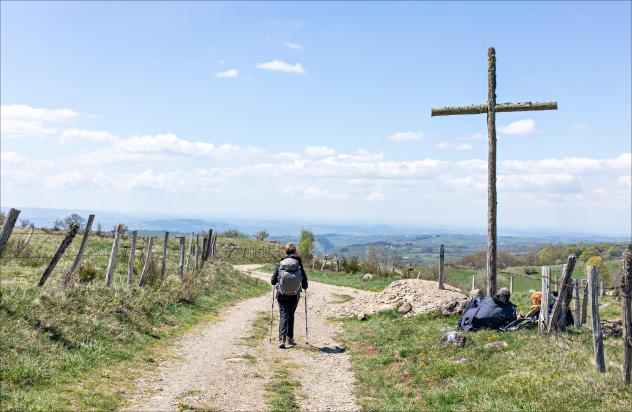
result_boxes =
[484,341,508,350]
[398,302,412,314]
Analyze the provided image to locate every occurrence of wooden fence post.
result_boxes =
[471,275,475,291]
[0,208,21,257]
[509,275,514,295]
[38,224,79,287]
[548,255,576,332]
[336,258,340,272]
[438,244,445,290]
[573,279,581,329]
[588,265,606,372]
[104,224,123,287]
[139,237,154,286]
[184,233,193,271]
[622,250,632,384]
[554,273,558,292]
[194,234,200,272]
[68,214,95,274]
[600,281,604,298]
[161,231,169,279]
[127,231,138,284]
[178,236,185,278]
[581,279,589,325]
[539,266,550,334]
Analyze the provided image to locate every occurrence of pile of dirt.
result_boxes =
[332,279,467,317]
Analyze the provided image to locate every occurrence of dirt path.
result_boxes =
[124,264,372,412]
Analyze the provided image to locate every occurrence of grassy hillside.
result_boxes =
[0,262,269,410]
[340,308,630,411]
[0,228,277,410]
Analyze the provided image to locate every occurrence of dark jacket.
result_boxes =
[271,254,308,300]
[458,295,517,331]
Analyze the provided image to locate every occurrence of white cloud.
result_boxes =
[1,104,79,122]
[60,128,120,143]
[274,152,301,160]
[1,104,79,138]
[213,69,239,78]
[387,131,424,142]
[78,133,265,164]
[436,142,474,151]
[469,133,484,141]
[305,146,335,157]
[256,60,305,74]
[499,119,537,135]
[283,41,303,50]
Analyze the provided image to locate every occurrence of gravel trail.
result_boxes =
[124,264,372,411]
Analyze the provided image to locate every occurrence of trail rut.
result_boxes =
[124,264,372,411]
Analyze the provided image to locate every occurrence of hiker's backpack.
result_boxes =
[277,257,302,295]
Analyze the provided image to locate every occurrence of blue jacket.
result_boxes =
[458,296,517,331]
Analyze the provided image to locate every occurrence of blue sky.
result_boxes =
[1,1,630,235]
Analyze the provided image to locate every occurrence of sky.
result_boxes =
[1,1,631,235]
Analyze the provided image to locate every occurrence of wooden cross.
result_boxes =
[431,47,557,297]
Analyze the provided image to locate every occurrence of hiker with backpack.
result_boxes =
[271,243,308,349]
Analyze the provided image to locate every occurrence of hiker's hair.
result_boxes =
[284,242,297,255]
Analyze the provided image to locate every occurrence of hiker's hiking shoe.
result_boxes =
[287,338,296,346]
[278,340,286,349]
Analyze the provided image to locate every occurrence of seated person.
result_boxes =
[525,291,543,319]
[458,287,517,331]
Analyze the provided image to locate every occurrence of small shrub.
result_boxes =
[78,262,98,283]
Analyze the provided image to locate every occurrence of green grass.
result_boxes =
[339,308,631,411]
[266,362,302,412]
[0,262,269,411]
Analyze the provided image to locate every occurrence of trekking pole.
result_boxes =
[304,289,309,345]
[269,287,275,343]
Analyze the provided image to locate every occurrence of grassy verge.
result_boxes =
[339,308,631,411]
[266,361,302,412]
[0,263,269,411]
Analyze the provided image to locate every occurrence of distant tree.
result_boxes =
[95,222,103,236]
[53,219,64,231]
[298,229,315,261]
[255,230,269,241]
[19,219,31,228]
[586,255,610,286]
[221,229,248,239]
[64,213,86,229]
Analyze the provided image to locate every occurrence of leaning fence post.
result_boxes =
[0,208,21,258]
[581,279,589,325]
[104,224,123,287]
[178,236,185,278]
[127,230,138,284]
[622,250,632,384]
[184,232,193,271]
[38,224,79,287]
[509,274,514,295]
[161,231,169,279]
[539,266,550,334]
[471,275,475,291]
[68,214,95,274]
[139,237,154,286]
[573,279,581,329]
[588,265,606,373]
[548,255,576,332]
[438,244,445,290]
[194,234,200,272]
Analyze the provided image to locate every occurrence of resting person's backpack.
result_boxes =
[499,318,536,333]
[277,258,302,296]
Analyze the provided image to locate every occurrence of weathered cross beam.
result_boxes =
[432,47,557,297]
